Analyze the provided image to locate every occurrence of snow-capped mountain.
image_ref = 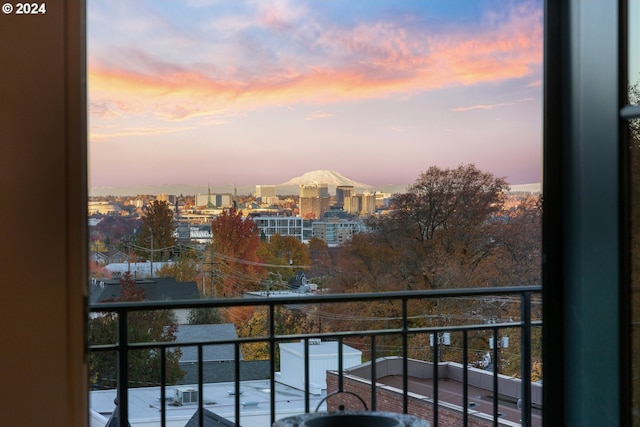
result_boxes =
[278,170,372,193]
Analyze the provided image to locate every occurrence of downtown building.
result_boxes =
[335,185,354,207]
[251,215,313,243]
[344,192,376,216]
[255,185,279,206]
[311,218,366,247]
[299,182,330,219]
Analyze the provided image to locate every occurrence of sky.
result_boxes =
[88,0,543,191]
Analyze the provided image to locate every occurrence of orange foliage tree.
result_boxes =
[209,209,264,298]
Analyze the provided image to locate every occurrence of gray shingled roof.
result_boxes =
[175,324,241,362]
[93,277,199,303]
[184,408,237,427]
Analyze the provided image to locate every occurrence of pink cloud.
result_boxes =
[88,3,542,128]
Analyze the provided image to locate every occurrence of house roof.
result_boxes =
[175,324,241,362]
[94,277,199,303]
[185,408,237,427]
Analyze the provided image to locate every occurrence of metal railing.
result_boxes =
[89,286,541,427]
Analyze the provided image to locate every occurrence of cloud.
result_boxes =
[90,125,193,142]
[305,111,334,121]
[450,97,535,112]
[88,1,542,126]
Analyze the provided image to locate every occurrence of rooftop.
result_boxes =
[90,379,328,427]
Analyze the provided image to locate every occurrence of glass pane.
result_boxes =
[87,1,543,425]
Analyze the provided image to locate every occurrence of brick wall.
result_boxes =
[326,373,496,427]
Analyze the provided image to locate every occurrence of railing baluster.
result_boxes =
[521,291,532,427]
[493,327,499,427]
[160,346,166,427]
[338,336,344,393]
[462,330,468,427]
[198,345,204,427]
[371,334,377,411]
[269,302,276,425]
[234,342,241,426]
[402,299,409,415]
[117,309,129,427]
[432,331,439,426]
[304,338,310,413]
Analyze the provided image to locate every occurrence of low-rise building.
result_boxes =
[251,215,313,243]
[327,357,542,427]
[312,218,365,246]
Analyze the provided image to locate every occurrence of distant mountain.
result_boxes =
[278,169,372,194]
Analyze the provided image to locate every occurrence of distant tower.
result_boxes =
[233,185,238,212]
[207,184,214,209]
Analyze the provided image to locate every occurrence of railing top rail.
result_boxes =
[89,285,541,312]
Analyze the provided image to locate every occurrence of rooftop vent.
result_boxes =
[175,388,198,405]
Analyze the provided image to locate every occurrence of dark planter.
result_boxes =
[273,411,430,427]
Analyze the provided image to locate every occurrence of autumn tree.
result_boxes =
[317,165,541,375]
[237,306,320,362]
[369,164,509,290]
[135,200,176,262]
[208,209,264,298]
[156,245,200,283]
[89,271,184,389]
[257,234,310,284]
[308,237,335,279]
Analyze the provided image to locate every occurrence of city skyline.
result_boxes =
[88,0,543,192]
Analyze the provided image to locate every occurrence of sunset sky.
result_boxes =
[88,0,543,191]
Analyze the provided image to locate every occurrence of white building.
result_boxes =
[195,193,233,209]
[312,218,365,246]
[276,340,362,395]
[255,185,276,198]
[88,201,122,215]
[251,216,313,242]
[90,378,327,427]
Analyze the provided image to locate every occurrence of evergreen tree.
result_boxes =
[89,272,184,389]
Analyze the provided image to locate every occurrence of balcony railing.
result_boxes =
[89,286,541,427]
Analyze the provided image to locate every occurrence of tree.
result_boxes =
[237,306,320,362]
[187,296,225,325]
[209,209,264,298]
[89,272,184,389]
[156,246,200,282]
[318,165,534,372]
[257,234,310,283]
[370,164,509,289]
[308,237,334,278]
[135,200,176,262]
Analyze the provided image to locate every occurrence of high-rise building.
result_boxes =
[195,193,233,208]
[344,195,361,215]
[299,182,330,218]
[256,185,277,198]
[299,196,331,219]
[299,182,329,198]
[335,186,354,206]
[361,192,376,216]
[345,193,376,216]
[255,185,278,206]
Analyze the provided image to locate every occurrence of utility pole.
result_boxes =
[150,229,154,277]
[209,242,214,297]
